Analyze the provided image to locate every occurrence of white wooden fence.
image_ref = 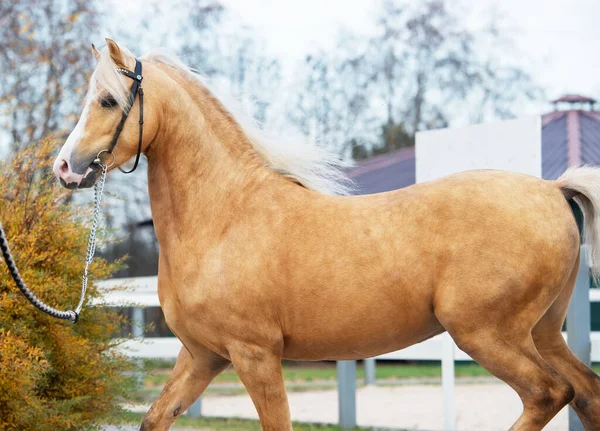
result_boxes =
[110,327,600,362]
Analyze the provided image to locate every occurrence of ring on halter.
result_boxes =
[94,149,116,168]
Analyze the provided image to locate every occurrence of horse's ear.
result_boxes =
[105,38,127,68]
[91,43,100,62]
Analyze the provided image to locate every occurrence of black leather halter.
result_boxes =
[102,59,144,173]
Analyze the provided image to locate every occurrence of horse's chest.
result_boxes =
[157,278,232,342]
[159,284,207,323]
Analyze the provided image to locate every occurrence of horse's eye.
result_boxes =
[100,95,118,108]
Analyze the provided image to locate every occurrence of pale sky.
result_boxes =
[221,0,600,114]
[4,0,599,156]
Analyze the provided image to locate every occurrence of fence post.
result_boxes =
[364,358,376,385]
[442,332,456,431]
[337,360,357,428]
[188,397,202,417]
[567,246,591,431]
[131,307,145,386]
[131,306,145,338]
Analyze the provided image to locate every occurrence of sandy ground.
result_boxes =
[200,382,568,431]
[115,380,570,430]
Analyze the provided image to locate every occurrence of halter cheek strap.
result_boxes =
[104,59,144,174]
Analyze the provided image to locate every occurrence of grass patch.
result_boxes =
[116,411,390,430]
[142,361,495,388]
[141,360,600,389]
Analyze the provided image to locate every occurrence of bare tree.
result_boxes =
[290,31,376,157]
[368,0,407,127]
[289,0,543,158]
[380,0,540,133]
[0,0,100,150]
[178,0,226,74]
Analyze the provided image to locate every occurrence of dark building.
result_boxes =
[349,94,600,193]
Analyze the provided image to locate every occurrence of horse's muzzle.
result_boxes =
[78,164,102,188]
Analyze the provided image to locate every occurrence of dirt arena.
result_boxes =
[200,381,567,430]
[119,378,569,430]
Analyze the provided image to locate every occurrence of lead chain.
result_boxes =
[74,163,108,315]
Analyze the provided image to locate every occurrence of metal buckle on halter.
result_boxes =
[94,149,116,168]
[116,67,143,82]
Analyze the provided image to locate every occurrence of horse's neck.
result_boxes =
[145,76,277,252]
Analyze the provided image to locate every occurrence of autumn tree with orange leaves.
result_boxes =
[0,140,135,431]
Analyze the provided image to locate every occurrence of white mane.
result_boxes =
[92,45,353,196]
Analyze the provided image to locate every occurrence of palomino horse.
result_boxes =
[53,39,600,430]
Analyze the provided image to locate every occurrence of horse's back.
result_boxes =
[410,169,580,267]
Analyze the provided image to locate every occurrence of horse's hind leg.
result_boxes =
[140,345,230,431]
[436,283,575,430]
[532,253,600,430]
[448,329,574,431]
[534,329,600,430]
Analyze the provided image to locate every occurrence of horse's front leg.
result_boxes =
[140,345,230,431]
[230,344,292,431]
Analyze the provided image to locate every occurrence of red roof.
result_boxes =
[552,94,596,104]
[349,107,600,194]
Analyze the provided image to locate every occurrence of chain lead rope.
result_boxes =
[0,163,108,323]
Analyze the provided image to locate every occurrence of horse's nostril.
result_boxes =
[59,159,69,175]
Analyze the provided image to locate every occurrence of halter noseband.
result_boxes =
[98,59,144,173]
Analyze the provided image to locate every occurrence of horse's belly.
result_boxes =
[281,303,443,361]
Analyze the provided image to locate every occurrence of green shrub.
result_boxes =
[0,139,136,431]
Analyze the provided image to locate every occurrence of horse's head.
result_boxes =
[54,39,158,188]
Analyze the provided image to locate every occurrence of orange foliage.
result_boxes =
[0,139,135,431]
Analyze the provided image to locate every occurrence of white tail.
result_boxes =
[557,166,600,277]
